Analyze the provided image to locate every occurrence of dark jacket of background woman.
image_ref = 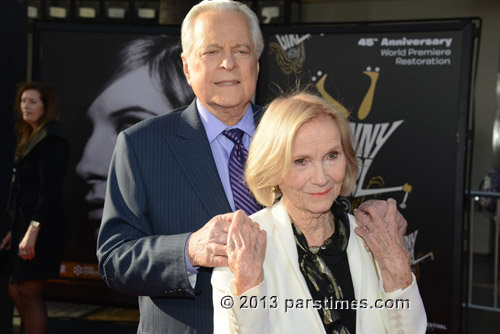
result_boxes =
[8,120,70,283]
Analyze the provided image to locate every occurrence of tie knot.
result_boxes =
[222,128,245,145]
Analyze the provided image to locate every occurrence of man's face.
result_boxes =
[182,10,259,125]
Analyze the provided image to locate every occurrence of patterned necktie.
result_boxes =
[222,128,262,215]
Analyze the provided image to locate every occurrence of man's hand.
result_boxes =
[358,199,407,237]
[354,198,412,292]
[187,212,233,267]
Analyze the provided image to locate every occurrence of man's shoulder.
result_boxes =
[122,105,189,138]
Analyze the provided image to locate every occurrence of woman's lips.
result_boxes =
[85,197,104,207]
[308,189,331,198]
[87,207,104,221]
[84,197,105,221]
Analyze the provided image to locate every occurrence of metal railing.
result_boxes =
[466,190,500,311]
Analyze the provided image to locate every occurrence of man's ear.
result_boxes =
[181,54,192,85]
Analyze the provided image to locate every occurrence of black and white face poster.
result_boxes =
[34,25,193,303]
[257,21,477,333]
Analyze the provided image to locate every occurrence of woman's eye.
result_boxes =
[115,115,144,133]
[294,158,305,165]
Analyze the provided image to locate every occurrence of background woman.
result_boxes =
[212,92,426,333]
[0,82,70,334]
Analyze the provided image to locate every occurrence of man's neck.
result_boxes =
[202,102,251,126]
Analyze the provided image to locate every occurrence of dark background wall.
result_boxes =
[0,0,27,332]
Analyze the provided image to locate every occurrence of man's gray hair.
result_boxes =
[181,0,264,59]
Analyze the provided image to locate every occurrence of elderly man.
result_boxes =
[97,1,265,332]
[97,0,408,333]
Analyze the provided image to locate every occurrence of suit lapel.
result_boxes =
[164,101,263,218]
[165,101,232,218]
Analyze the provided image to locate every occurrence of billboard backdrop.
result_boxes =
[256,21,478,333]
[34,19,478,331]
[33,23,191,305]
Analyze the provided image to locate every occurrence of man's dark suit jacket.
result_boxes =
[97,100,262,333]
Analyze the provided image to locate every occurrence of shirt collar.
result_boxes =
[197,99,256,143]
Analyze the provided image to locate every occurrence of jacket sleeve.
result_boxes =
[31,136,70,226]
[212,266,274,334]
[97,131,196,298]
[380,273,427,334]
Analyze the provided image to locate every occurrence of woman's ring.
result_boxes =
[253,222,260,230]
[21,250,27,255]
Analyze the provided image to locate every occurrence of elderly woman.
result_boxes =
[212,93,426,333]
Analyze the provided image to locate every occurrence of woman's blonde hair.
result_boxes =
[246,92,358,207]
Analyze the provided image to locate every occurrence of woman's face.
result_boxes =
[76,65,174,222]
[20,89,45,129]
[279,115,346,219]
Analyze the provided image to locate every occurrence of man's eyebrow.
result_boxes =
[232,43,251,48]
[109,106,158,119]
[201,43,251,49]
[201,43,222,49]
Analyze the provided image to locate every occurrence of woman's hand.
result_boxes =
[0,231,12,250]
[227,210,267,295]
[19,224,40,261]
[354,198,412,292]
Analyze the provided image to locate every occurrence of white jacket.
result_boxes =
[212,199,427,333]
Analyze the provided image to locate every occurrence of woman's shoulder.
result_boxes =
[40,122,69,146]
[30,135,70,164]
[250,199,289,232]
[37,122,68,145]
[20,121,69,159]
[345,212,370,254]
[249,206,274,230]
[346,212,356,226]
[345,212,359,237]
[43,120,65,135]
[37,134,70,149]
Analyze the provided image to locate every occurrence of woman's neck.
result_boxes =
[288,209,335,247]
